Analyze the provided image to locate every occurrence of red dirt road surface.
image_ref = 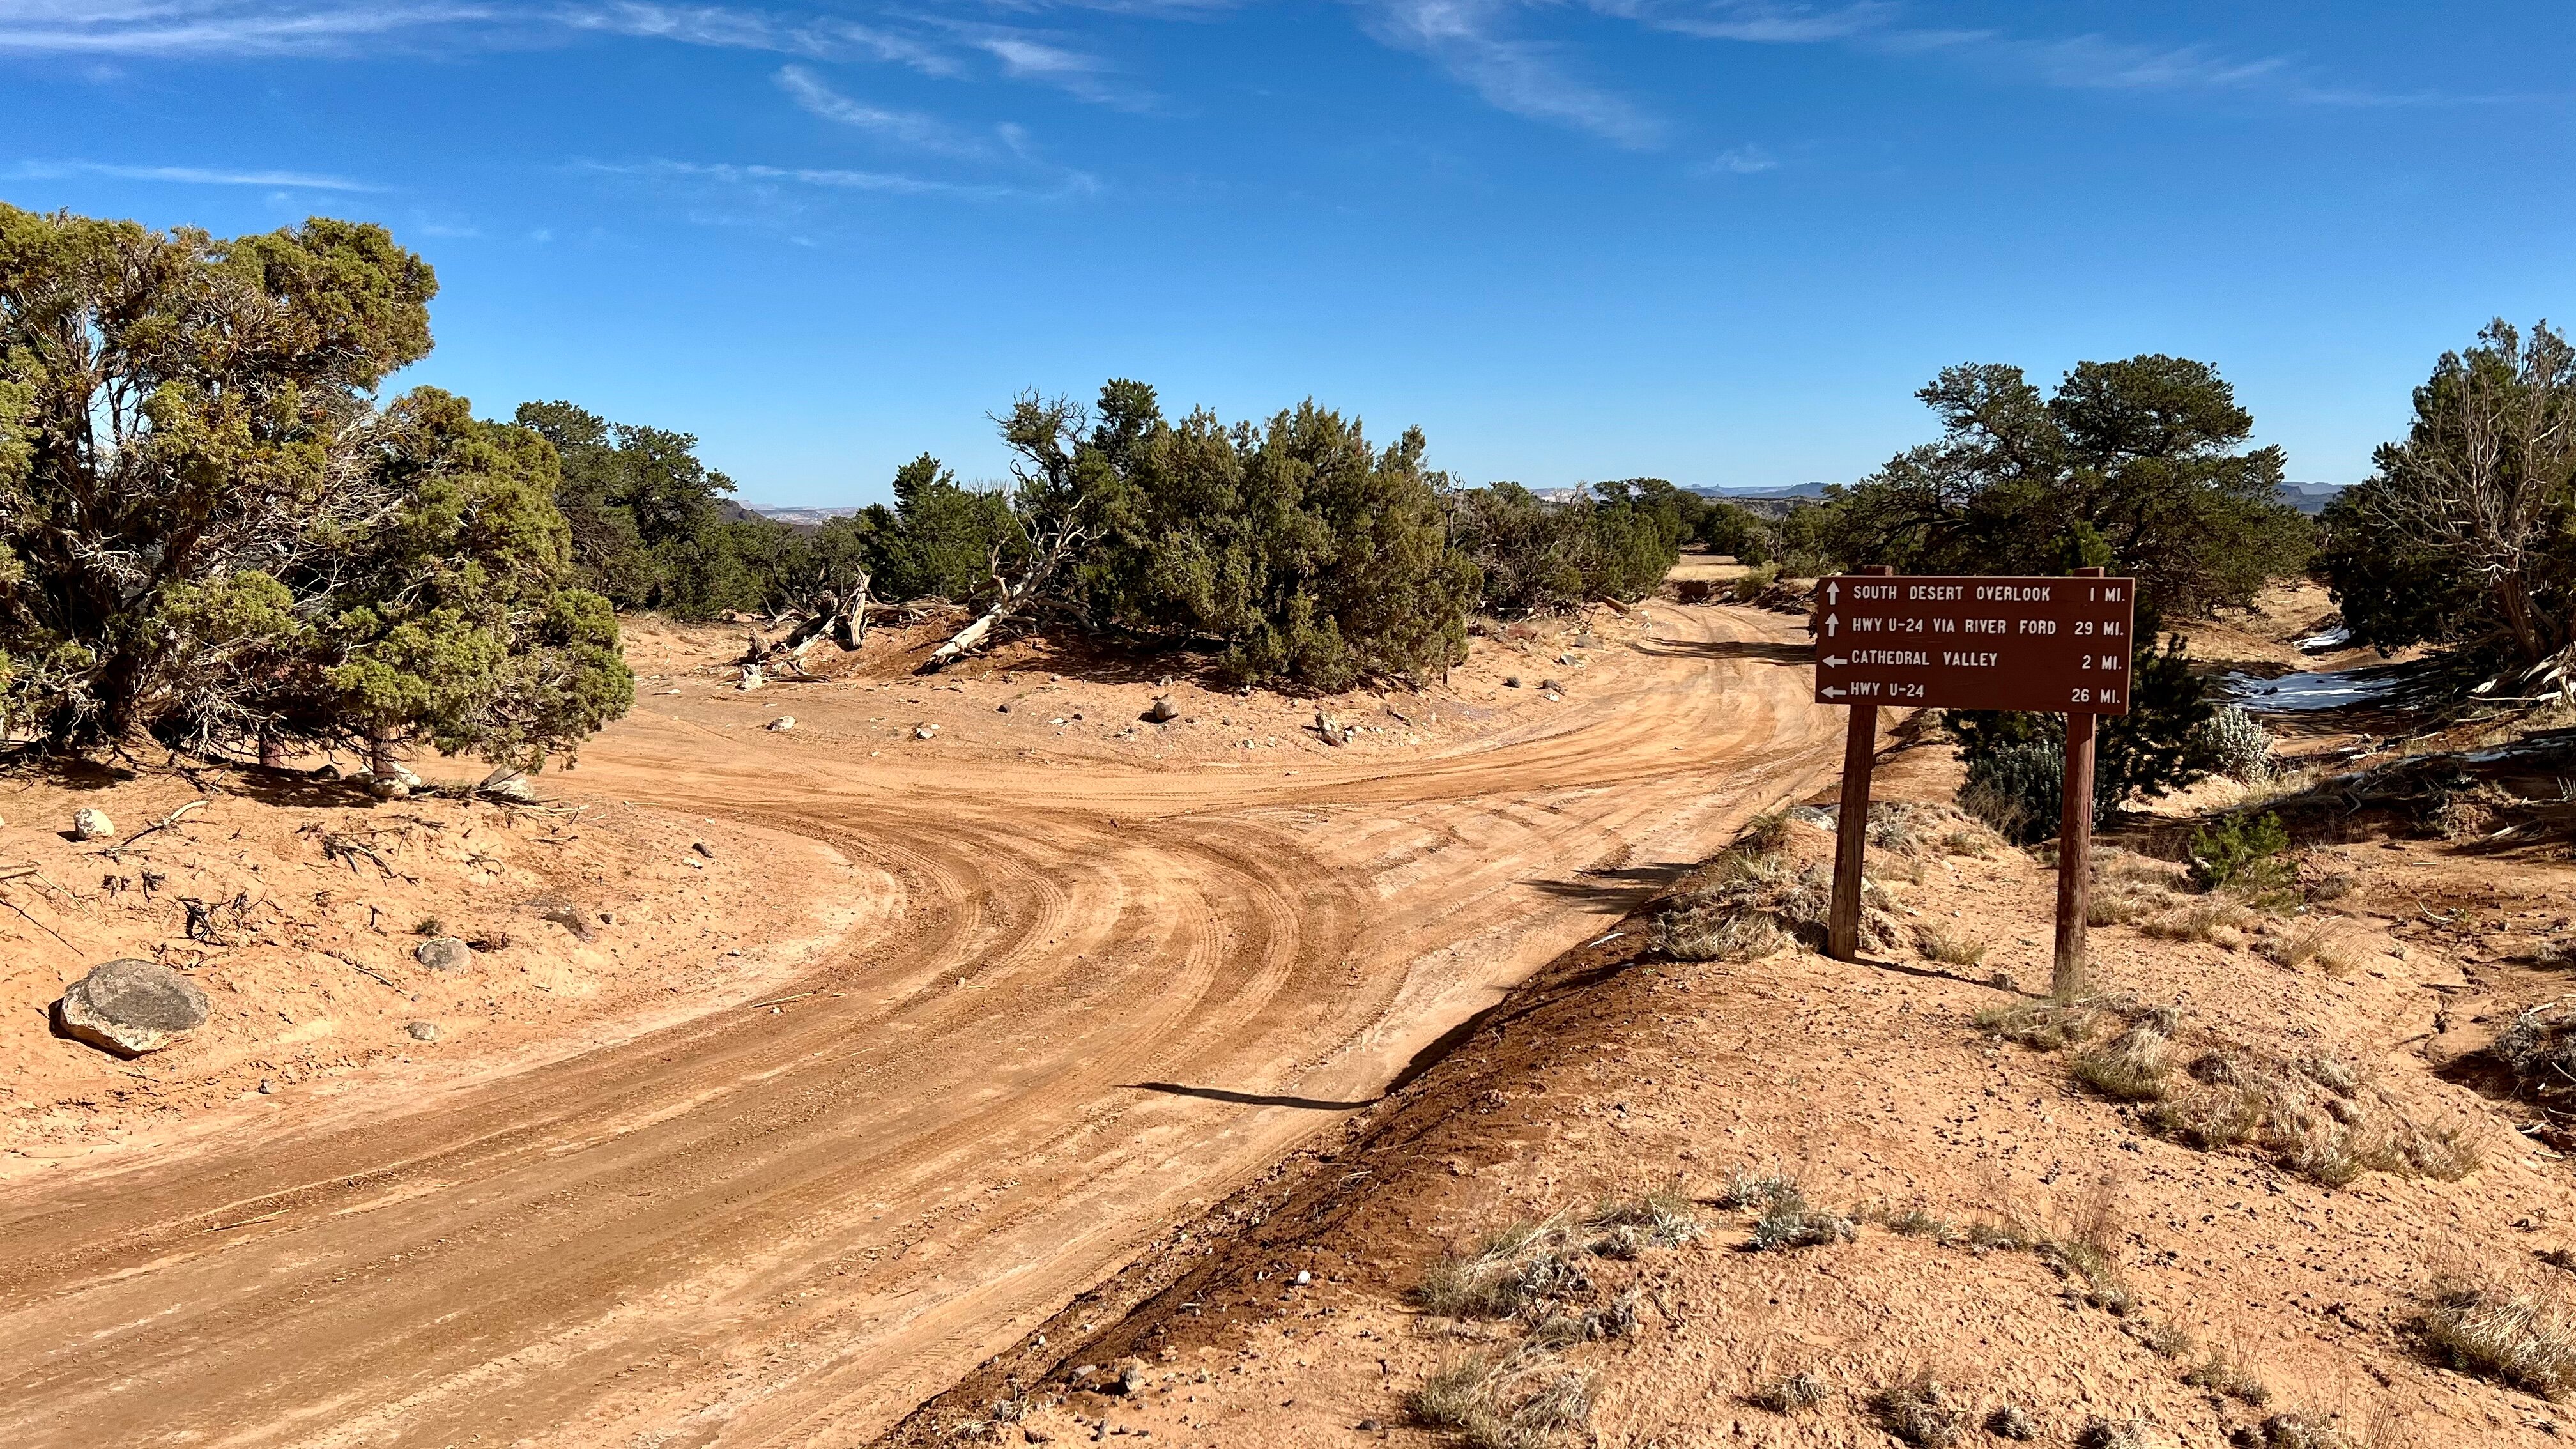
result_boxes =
[0,601,1841,1447]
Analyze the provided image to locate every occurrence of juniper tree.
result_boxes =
[0,203,629,765]
[2320,319,2575,672]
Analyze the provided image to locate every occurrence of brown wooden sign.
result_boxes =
[1813,567,2132,997]
[1811,574,2138,716]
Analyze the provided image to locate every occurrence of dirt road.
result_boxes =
[0,602,1837,1447]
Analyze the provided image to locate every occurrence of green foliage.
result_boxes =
[1000,381,1478,691]
[1821,355,2312,619]
[514,400,779,620]
[2188,812,2291,893]
[1948,632,2219,838]
[2319,319,2576,669]
[1958,739,2068,845]
[869,453,1022,602]
[1446,480,1682,616]
[314,388,634,767]
[0,203,627,763]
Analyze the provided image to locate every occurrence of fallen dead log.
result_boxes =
[923,525,1090,672]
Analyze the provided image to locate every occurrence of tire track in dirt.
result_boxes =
[0,603,1835,1448]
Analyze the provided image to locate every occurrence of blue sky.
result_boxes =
[3,3,2571,505]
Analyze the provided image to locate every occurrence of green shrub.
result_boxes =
[2195,704,2276,783]
[2188,812,2291,892]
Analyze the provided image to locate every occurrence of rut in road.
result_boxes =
[0,604,1839,1448]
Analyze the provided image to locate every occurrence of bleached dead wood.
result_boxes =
[923,526,1089,672]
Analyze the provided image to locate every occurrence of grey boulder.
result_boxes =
[415,936,472,972]
[57,959,210,1057]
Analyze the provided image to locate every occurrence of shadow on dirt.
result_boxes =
[1524,865,1692,911]
[1124,1082,1380,1112]
[1631,636,1812,666]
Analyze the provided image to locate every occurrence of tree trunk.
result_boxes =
[259,727,286,769]
[369,726,397,779]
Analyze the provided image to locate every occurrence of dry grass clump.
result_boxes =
[1870,1372,1974,1448]
[2075,1418,2158,1449]
[1915,921,1990,967]
[1714,1168,1855,1251]
[1745,1369,1828,1413]
[2181,1335,2271,1406]
[1416,1220,1593,1321]
[2035,1174,2136,1315]
[2130,1318,2195,1360]
[2139,896,2264,947]
[1408,1354,1593,1449]
[2261,918,2370,974]
[2071,1008,2181,1102]
[2145,1047,2478,1188]
[1975,997,2110,1050]
[1982,997,2476,1190]
[1986,1403,2039,1439]
[2416,1277,2576,1399]
[2494,1000,2576,1105]
[2241,1410,2383,1448]
[1584,1188,1700,1255]
[1657,849,1900,960]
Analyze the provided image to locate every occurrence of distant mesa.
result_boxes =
[745,505,863,528]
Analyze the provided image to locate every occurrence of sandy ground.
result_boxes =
[1,771,860,1167]
[881,722,2576,1449]
[0,591,1851,1447]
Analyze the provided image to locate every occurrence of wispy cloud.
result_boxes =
[0,2,500,57]
[1362,0,1664,148]
[582,155,1099,205]
[1583,1,1890,45]
[3,158,386,190]
[1588,1,2494,108]
[1693,142,1775,174]
[776,63,992,155]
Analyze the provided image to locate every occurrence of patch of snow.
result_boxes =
[2225,670,2400,713]
[2296,626,2350,653]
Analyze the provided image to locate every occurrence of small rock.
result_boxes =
[1356,1421,1383,1433]
[478,763,537,802]
[528,897,596,940]
[1502,676,1522,688]
[691,839,716,859]
[312,762,341,781]
[56,959,210,1057]
[404,1020,441,1042]
[997,702,1012,713]
[767,716,796,732]
[70,807,114,841]
[914,725,937,740]
[1539,678,1563,693]
[369,777,411,800]
[415,936,471,972]
[1114,1366,1145,1397]
[1293,1269,1311,1285]
[739,666,765,691]
[259,1078,276,1094]
[1142,697,1180,724]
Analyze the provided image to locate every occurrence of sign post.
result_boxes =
[1826,565,1892,962]
[1811,567,2135,995]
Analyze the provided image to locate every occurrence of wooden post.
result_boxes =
[2052,565,2105,999]
[1827,564,1894,962]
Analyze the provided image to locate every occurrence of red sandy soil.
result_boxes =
[0,589,1850,1447]
[880,681,2576,1449]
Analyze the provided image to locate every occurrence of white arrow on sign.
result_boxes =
[1822,655,1848,668]
[1824,615,1839,638]
[1821,686,1846,699]
[1827,581,1839,605]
